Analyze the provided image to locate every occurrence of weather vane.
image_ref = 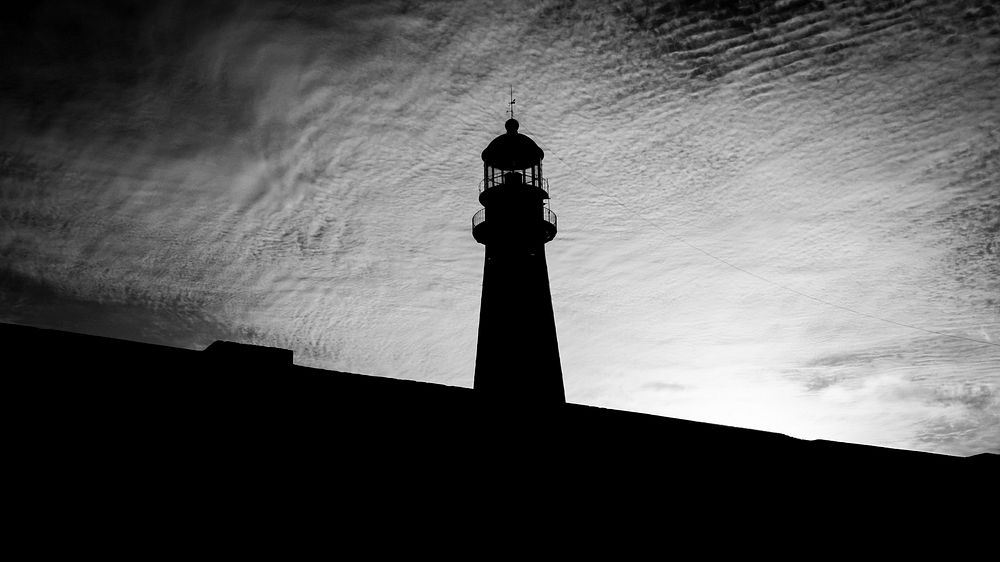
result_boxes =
[507,85,516,120]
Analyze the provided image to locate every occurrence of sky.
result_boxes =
[0,0,997,456]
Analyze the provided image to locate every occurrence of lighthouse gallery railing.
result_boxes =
[472,207,557,230]
[478,176,549,196]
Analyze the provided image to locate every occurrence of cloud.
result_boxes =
[2,0,998,457]
[642,381,686,392]
[0,263,231,351]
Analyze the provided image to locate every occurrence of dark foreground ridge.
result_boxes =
[6,321,995,524]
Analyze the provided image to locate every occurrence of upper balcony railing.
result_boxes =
[478,176,549,197]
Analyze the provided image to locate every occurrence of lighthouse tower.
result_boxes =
[472,117,565,406]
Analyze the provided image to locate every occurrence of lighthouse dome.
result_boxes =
[481,119,544,170]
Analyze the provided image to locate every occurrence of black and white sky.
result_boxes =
[1,0,997,455]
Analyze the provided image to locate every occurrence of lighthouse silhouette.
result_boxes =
[472,115,565,406]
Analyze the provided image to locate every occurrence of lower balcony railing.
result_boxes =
[473,208,486,228]
[541,207,557,230]
[471,207,557,230]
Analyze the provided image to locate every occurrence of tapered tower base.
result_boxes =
[474,242,565,405]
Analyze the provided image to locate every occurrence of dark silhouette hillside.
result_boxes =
[5,320,994,532]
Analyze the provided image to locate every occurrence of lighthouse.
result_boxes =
[472,116,565,406]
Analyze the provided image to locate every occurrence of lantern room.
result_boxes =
[479,118,548,205]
